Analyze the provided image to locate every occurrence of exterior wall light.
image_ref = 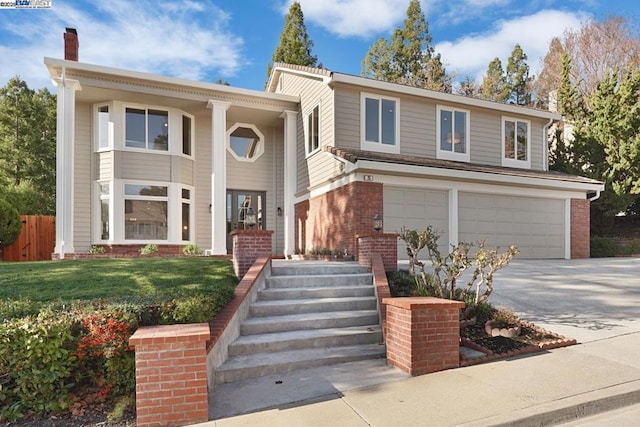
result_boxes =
[373,213,383,232]
[245,207,257,229]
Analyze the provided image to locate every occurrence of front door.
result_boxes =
[226,190,266,253]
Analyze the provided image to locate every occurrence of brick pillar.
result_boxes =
[358,234,398,271]
[383,297,464,376]
[129,323,210,427]
[571,198,590,259]
[232,230,273,278]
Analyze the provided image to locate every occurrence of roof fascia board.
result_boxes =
[329,72,561,121]
[355,159,604,193]
[267,65,332,92]
[44,57,299,104]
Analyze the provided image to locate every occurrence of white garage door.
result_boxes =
[384,187,449,260]
[458,193,565,258]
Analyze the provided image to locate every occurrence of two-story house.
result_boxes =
[46,29,602,261]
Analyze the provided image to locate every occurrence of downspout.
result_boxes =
[588,190,601,202]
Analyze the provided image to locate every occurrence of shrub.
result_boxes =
[387,270,417,297]
[0,198,22,247]
[139,243,158,255]
[182,243,203,256]
[88,245,106,254]
[590,236,618,257]
[491,308,519,329]
[0,312,76,421]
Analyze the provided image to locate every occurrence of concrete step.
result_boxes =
[240,310,381,335]
[258,285,374,300]
[271,261,369,276]
[214,344,386,384]
[266,273,372,289]
[228,325,383,356]
[249,296,378,317]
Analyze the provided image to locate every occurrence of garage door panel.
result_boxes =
[459,192,565,259]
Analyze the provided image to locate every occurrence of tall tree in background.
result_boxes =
[455,75,480,97]
[267,1,318,82]
[0,77,56,214]
[480,57,508,102]
[534,16,640,109]
[361,0,451,92]
[505,44,533,105]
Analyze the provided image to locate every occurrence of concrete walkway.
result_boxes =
[198,258,640,426]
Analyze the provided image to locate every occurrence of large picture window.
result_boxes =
[437,106,470,162]
[125,108,169,151]
[502,117,530,168]
[361,93,399,153]
[124,184,168,240]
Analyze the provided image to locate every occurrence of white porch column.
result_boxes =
[207,100,231,255]
[53,75,81,258]
[448,188,459,250]
[281,110,298,257]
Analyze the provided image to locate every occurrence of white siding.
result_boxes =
[120,152,171,181]
[97,151,113,181]
[74,102,92,251]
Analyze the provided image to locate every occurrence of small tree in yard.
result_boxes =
[397,226,519,320]
[0,198,22,247]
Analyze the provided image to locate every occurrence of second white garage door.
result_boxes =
[384,187,449,260]
[458,193,565,258]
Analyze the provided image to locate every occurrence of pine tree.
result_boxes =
[267,2,317,81]
[505,44,532,105]
[361,0,450,91]
[480,58,508,102]
[455,75,480,97]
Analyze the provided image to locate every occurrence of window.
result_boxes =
[502,117,530,168]
[227,123,265,162]
[99,183,110,240]
[436,106,470,162]
[305,104,320,155]
[361,93,399,153]
[181,188,191,241]
[125,108,168,151]
[98,105,111,150]
[182,115,192,156]
[124,184,168,240]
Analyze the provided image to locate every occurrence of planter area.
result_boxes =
[459,319,577,367]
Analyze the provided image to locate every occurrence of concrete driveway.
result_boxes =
[489,258,640,343]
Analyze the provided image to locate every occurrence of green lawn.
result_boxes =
[0,257,237,302]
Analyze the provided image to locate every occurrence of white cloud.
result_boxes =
[435,9,589,82]
[290,0,412,38]
[0,0,244,89]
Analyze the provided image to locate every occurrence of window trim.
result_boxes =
[360,92,400,154]
[227,122,265,163]
[501,116,531,168]
[436,105,471,162]
[181,113,195,159]
[121,104,171,154]
[122,181,170,242]
[94,180,113,243]
[304,102,321,157]
[94,103,113,152]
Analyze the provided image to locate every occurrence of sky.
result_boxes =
[1,0,639,92]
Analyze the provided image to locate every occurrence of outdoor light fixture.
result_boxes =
[373,213,383,232]
[245,207,257,229]
[277,207,283,216]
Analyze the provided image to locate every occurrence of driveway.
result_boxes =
[489,258,640,343]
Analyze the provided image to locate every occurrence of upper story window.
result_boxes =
[97,105,111,150]
[436,105,470,162]
[182,115,192,156]
[305,104,320,155]
[502,117,531,168]
[361,93,399,153]
[227,123,265,162]
[125,108,169,151]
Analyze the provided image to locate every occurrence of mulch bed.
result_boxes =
[459,319,577,367]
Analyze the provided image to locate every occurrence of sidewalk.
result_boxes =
[197,331,640,426]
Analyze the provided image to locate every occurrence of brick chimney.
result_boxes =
[64,28,78,61]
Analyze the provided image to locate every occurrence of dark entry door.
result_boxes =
[226,190,266,253]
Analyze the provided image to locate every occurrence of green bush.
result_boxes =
[182,243,203,256]
[386,270,417,297]
[88,245,106,254]
[0,198,22,247]
[590,236,618,257]
[0,312,76,421]
[139,243,158,255]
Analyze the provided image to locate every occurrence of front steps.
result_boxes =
[214,261,385,384]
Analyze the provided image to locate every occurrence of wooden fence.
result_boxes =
[1,215,55,262]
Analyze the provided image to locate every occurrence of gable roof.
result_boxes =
[268,63,561,121]
[325,146,603,188]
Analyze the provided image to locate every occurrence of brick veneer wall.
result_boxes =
[232,230,273,278]
[294,181,384,256]
[383,297,465,376]
[358,234,398,272]
[571,198,590,259]
[129,323,210,427]
[52,244,188,259]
